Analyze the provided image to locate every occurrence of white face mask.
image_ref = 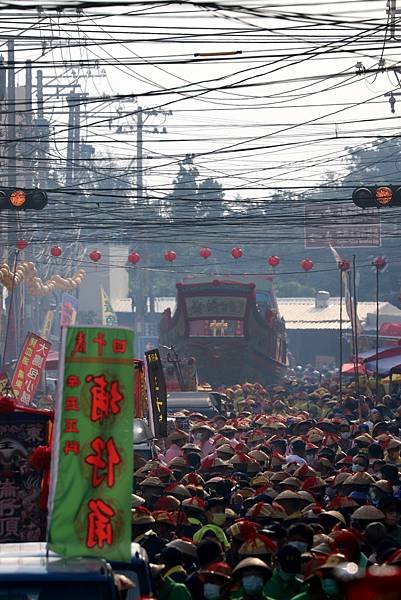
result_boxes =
[194,432,204,442]
[341,431,350,440]
[352,464,364,473]
[241,575,264,595]
[204,583,221,600]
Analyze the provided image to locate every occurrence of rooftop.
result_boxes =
[112,296,401,331]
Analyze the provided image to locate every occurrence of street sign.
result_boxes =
[304,202,381,248]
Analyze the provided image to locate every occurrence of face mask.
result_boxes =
[278,568,295,581]
[376,472,382,479]
[288,541,308,553]
[194,433,204,442]
[241,575,264,595]
[352,464,364,473]
[321,578,339,597]
[341,432,350,440]
[204,583,221,600]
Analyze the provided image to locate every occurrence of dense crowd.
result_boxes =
[132,377,401,600]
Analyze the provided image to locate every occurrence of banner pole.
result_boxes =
[2,249,19,371]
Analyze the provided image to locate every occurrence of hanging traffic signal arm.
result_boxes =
[0,188,48,210]
[352,185,401,208]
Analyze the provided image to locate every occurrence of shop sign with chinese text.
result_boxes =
[145,348,167,438]
[11,333,51,405]
[48,326,134,561]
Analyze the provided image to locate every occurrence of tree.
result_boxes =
[167,154,199,222]
[196,177,226,219]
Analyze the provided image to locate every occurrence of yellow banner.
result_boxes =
[41,310,54,340]
[100,287,118,326]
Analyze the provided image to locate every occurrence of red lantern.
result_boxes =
[301,258,313,271]
[231,247,243,259]
[128,251,140,264]
[373,256,387,271]
[164,250,176,262]
[267,255,280,268]
[50,245,62,257]
[16,239,28,251]
[338,259,350,271]
[89,249,101,262]
[199,247,212,260]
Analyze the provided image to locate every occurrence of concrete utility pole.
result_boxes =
[7,39,16,190]
[388,0,397,39]
[132,106,171,356]
[134,106,146,355]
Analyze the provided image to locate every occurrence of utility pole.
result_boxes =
[388,0,397,39]
[132,106,171,356]
[35,70,49,188]
[135,107,145,355]
[7,39,16,190]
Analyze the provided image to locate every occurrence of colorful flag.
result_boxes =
[48,326,134,561]
[100,287,118,326]
[60,293,78,328]
[329,245,362,334]
[145,348,167,438]
[11,332,51,405]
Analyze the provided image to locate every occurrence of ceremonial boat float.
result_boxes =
[159,277,287,386]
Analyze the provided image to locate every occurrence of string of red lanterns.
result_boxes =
[128,251,140,264]
[267,255,280,268]
[89,250,101,262]
[300,258,314,271]
[164,250,176,263]
[199,247,212,260]
[373,256,387,271]
[231,247,243,259]
[50,246,62,257]
[16,239,28,251]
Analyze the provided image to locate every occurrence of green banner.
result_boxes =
[48,326,134,561]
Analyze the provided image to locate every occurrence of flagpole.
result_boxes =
[339,265,343,402]
[352,255,360,396]
[2,249,19,372]
[375,263,379,401]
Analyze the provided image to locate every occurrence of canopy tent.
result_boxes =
[366,354,401,376]
[341,362,366,375]
[379,322,401,337]
[357,345,401,363]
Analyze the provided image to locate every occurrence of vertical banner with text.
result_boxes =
[48,326,134,561]
[41,310,55,341]
[145,348,167,438]
[100,287,118,326]
[11,333,51,405]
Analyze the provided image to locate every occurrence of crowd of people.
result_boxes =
[132,377,401,600]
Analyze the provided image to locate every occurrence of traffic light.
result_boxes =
[352,185,401,209]
[0,188,48,210]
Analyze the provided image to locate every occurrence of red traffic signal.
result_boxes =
[0,188,48,210]
[352,185,401,208]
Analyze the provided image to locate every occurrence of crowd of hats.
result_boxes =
[131,377,401,592]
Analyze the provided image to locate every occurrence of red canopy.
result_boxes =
[341,362,366,375]
[379,322,401,337]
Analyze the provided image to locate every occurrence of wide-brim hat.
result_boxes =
[167,429,189,443]
[132,494,146,508]
[351,505,385,521]
[232,557,272,579]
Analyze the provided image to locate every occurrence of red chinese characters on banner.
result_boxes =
[11,333,51,405]
[86,499,115,549]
